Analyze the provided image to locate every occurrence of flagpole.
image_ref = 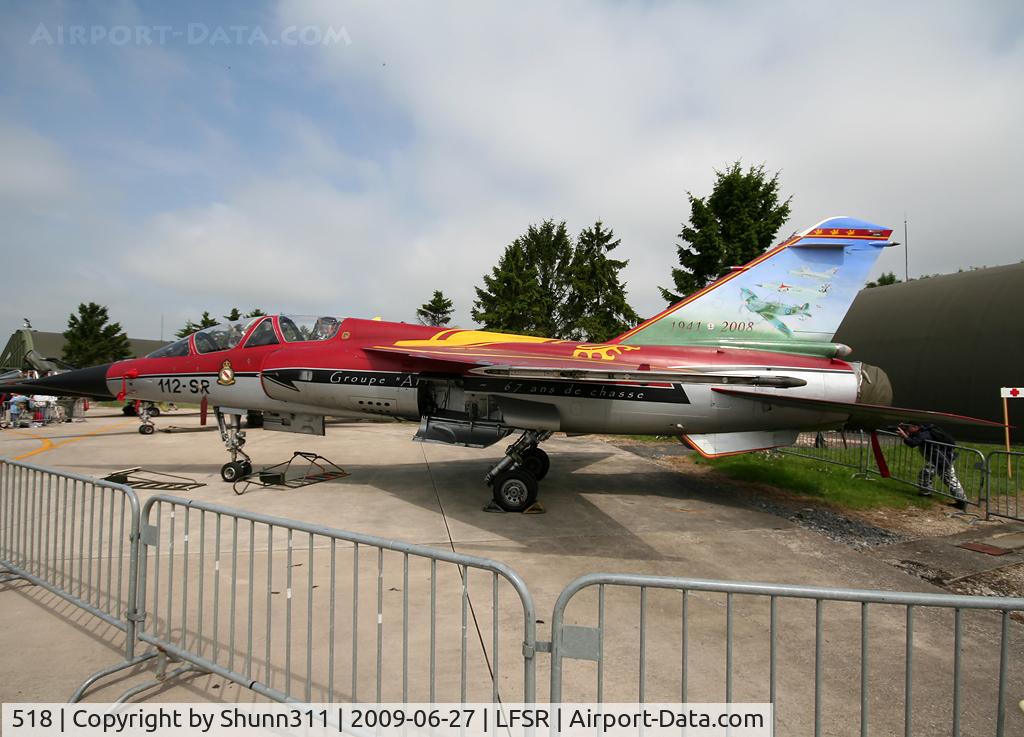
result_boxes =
[1005,396,1012,478]
[903,215,909,281]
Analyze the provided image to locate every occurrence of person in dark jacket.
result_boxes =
[896,423,967,509]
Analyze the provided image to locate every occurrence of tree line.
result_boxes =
[55,161,803,366]
[419,161,791,342]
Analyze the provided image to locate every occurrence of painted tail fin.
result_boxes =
[616,216,896,357]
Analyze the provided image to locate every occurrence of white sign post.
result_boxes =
[999,388,1022,477]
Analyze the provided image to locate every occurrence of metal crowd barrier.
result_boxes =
[781,430,991,511]
[133,495,538,703]
[986,451,1024,521]
[780,430,870,474]
[0,458,154,700]
[5,461,1024,734]
[549,573,1024,736]
[866,430,989,509]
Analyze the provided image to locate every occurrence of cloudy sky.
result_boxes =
[2,1,1022,339]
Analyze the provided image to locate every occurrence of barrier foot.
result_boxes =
[0,563,27,585]
[69,651,159,702]
[113,663,202,703]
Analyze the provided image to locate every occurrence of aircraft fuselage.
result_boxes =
[108,316,858,439]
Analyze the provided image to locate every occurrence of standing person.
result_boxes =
[896,423,967,509]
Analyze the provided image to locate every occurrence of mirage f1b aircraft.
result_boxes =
[7,217,1001,511]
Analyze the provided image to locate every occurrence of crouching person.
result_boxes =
[896,423,967,510]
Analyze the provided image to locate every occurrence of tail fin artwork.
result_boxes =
[615,217,896,357]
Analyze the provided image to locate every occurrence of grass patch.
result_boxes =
[693,452,938,510]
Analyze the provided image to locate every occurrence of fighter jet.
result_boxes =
[756,281,832,298]
[740,288,811,337]
[6,217,1001,512]
[790,266,839,281]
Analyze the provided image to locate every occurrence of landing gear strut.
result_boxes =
[137,402,156,435]
[485,430,551,512]
[216,408,252,482]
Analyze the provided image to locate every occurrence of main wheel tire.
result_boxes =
[138,424,155,435]
[491,469,539,513]
[221,461,245,482]
[148,406,161,417]
[122,405,136,416]
[519,447,550,480]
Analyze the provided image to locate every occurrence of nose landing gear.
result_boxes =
[136,402,158,435]
[216,408,252,482]
[485,430,551,512]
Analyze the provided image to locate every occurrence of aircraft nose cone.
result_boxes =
[2,363,115,399]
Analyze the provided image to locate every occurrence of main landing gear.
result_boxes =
[484,430,551,513]
[216,408,252,482]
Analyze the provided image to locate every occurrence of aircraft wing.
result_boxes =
[471,365,806,388]
[367,346,807,388]
[765,317,794,337]
[713,388,1005,428]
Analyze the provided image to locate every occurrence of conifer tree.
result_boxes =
[175,311,218,339]
[562,221,640,342]
[416,290,455,326]
[661,161,792,304]
[472,220,573,337]
[865,272,901,288]
[61,302,132,368]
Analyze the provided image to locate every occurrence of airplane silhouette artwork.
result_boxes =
[756,281,832,298]
[740,288,812,338]
[790,265,840,281]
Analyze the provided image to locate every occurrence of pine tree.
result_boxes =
[224,307,243,321]
[562,221,641,342]
[61,303,132,368]
[245,308,267,318]
[175,311,219,339]
[472,220,573,337]
[416,290,455,326]
[661,161,792,304]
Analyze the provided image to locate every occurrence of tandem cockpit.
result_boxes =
[146,315,344,358]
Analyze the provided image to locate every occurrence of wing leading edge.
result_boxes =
[368,345,809,388]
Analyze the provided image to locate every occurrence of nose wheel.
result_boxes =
[135,401,157,435]
[485,431,551,512]
[221,460,253,482]
[215,408,253,482]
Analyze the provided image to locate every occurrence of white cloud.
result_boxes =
[3,1,1023,338]
[0,123,79,207]
[263,0,1024,315]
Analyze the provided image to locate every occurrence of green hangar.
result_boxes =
[835,262,1024,441]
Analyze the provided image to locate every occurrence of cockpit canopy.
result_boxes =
[146,314,342,358]
[194,318,260,354]
[278,315,341,342]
